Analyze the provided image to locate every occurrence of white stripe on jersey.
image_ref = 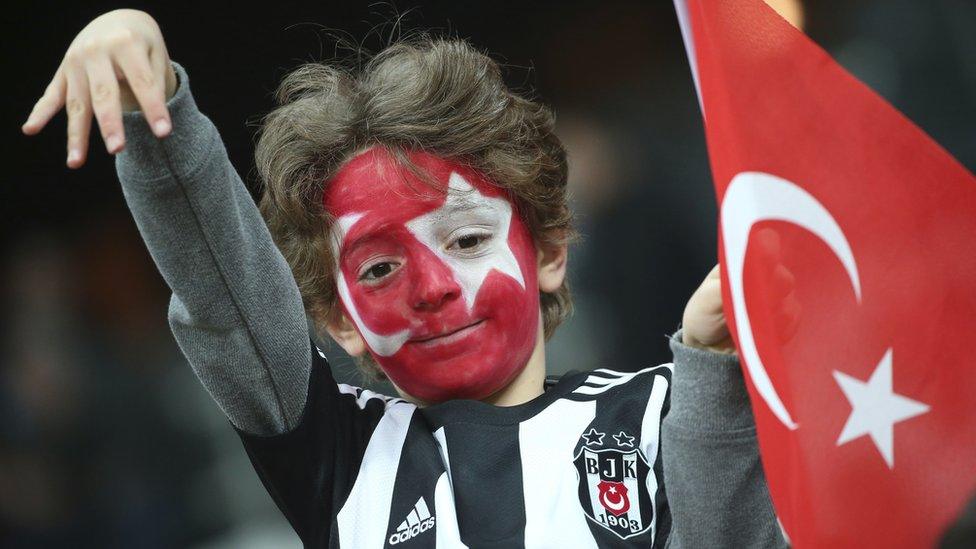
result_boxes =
[573,365,668,396]
[639,371,671,542]
[432,428,468,548]
[433,427,454,483]
[434,471,468,548]
[519,398,600,548]
[337,402,416,548]
[582,447,610,526]
[337,383,406,409]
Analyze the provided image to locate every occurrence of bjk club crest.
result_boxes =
[574,430,653,540]
[596,480,630,516]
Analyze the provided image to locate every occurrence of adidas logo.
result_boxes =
[388,497,436,545]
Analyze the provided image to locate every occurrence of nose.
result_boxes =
[409,248,461,311]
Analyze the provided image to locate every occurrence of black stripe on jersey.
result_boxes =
[563,391,609,403]
[442,422,526,547]
[238,342,389,548]
[572,368,669,547]
[383,412,445,548]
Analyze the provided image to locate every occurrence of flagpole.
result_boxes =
[673,0,704,115]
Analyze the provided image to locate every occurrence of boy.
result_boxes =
[22,9,786,548]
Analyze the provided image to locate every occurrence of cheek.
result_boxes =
[471,215,541,329]
[508,217,540,294]
[340,269,414,333]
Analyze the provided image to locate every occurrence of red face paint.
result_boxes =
[324,148,540,402]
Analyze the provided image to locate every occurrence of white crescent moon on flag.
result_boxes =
[721,171,862,430]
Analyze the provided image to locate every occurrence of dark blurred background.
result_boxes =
[3,0,974,546]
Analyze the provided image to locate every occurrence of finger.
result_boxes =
[117,41,171,137]
[770,263,796,300]
[776,292,802,343]
[695,274,724,315]
[22,66,67,135]
[64,64,92,169]
[782,292,801,323]
[85,54,125,154]
[139,45,173,137]
[755,227,782,262]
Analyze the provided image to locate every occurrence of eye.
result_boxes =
[448,231,492,252]
[359,261,399,282]
[457,234,484,249]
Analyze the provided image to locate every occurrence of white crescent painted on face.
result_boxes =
[721,171,862,430]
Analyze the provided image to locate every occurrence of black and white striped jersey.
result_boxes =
[237,342,673,548]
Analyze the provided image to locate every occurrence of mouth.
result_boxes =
[411,319,486,346]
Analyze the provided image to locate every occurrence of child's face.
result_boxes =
[324,148,540,402]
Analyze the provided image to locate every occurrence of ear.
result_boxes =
[536,240,569,293]
[324,310,368,357]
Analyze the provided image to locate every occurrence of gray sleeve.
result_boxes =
[115,60,311,436]
[662,330,788,548]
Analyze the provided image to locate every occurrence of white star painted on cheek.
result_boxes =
[405,172,525,311]
[832,348,930,469]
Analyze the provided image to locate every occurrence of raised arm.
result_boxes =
[116,60,312,435]
[662,331,787,548]
[22,9,311,435]
[662,264,789,547]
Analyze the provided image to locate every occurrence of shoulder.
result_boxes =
[311,346,414,414]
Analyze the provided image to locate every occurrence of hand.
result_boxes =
[21,9,178,169]
[682,264,737,354]
[682,229,800,354]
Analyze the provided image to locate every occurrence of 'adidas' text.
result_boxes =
[389,497,435,545]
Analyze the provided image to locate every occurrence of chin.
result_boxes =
[377,312,540,403]
[386,347,527,404]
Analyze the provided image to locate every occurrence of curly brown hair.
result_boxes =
[253,36,575,379]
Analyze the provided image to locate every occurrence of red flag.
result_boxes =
[675,1,976,547]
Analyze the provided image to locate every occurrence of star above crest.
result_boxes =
[582,428,606,446]
[612,431,635,448]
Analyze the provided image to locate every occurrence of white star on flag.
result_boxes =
[406,172,525,310]
[832,348,930,468]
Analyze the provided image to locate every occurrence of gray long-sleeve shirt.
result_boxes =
[116,60,786,548]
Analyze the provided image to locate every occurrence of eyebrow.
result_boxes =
[443,197,483,213]
[339,196,498,252]
[341,231,382,255]
[431,194,501,220]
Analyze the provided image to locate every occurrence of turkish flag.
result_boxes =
[674,0,976,547]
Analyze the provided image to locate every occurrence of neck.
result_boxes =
[481,320,547,407]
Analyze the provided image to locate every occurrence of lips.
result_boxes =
[411,319,486,346]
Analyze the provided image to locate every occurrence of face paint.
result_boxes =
[324,148,540,403]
